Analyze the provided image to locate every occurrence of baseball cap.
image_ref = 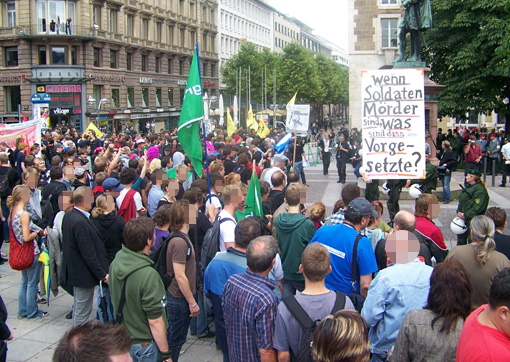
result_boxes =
[273,154,289,163]
[136,138,146,144]
[74,166,88,178]
[348,198,379,218]
[467,169,482,177]
[55,142,64,149]
[103,178,124,192]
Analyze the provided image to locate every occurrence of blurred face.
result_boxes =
[58,195,72,211]
[177,167,188,182]
[214,180,224,193]
[21,187,30,203]
[37,162,46,173]
[167,180,179,197]
[25,173,38,190]
[80,189,94,211]
[385,230,420,264]
[185,205,197,226]
[106,198,116,213]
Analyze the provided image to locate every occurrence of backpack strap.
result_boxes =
[168,231,192,261]
[115,277,128,324]
[351,234,363,292]
[331,291,346,314]
[283,295,315,330]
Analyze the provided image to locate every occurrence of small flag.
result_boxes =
[23,112,27,122]
[227,107,237,137]
[246,104,258,131]
[286,92,297,109]
[257,117,270,138]
[238,162,263,220]
[178,43,204,178]
[85,122,104,138]
[274,132,293,154]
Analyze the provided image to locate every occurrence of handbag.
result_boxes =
[348,234,366,313]
[8,212,35,271]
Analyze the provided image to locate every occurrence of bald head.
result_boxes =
[246,236,278,273]
[394,210,416,232]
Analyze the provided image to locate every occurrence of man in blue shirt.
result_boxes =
[147,169,166,217]
[310,198,378,297]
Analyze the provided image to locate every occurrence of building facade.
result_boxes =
[0,0,219,132]
[272,11,299,53]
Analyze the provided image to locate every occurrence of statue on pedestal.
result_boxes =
[394,0,432,64]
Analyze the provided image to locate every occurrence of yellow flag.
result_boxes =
[85,121,104,139]
[286,92,297,109]
[257,118,270,138]
[246,104,258,131]
[227,107,237,137]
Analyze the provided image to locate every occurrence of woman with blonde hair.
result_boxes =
[312,310,370,362]
[158,178,179,210]
[7,185,47,318]
[308,201,326,229]
[224,172,240,185]
[149,158,162,173]
[414,193,448,262]
[447,215,510,308]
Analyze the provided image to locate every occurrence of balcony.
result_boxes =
[18,24,94,39]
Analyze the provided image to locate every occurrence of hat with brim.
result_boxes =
[467,169,482,177]
[348,198,379,218]
[103,178,124,192]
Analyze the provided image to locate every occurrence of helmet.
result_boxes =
[381,182,390,195]
[359,166,370,183]
[450,217,468,235]
[408,184,422,199]
[358,149,363,157]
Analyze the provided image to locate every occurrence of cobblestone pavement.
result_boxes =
[3,162,510,361]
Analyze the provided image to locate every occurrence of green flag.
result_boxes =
[178,45,203,178]
[238,165,263,220]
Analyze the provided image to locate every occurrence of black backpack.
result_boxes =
[283,291,346,362]
[201,216,236,273]
[0,171,10,198]
[150,231,191,289]
[210,193,224,210]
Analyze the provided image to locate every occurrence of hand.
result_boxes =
[7,331,13,341]
[405,180,411,188]
[0,216,5,222]
[189,303,200,318]
[139,207,146,215]
[108,143,114,149]
[39,229,47,236]
[103,274,109,284]
[458,212,464,219]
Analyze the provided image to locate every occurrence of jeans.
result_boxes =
[442,174,451,202]
[73,286,95,327]
[130,341,159,362]
[322,152,331,175]
[371,353,388,362]
[18,258,43,319]
[190,291,209,337]
[97,285,114,323]
[1,198,8,243]
[502,163,510,185]
[210,293,229,361]
[294,161,307,184]
[166,291,191,362]
[282,279,305,298]
[336,158,347,182]
[353,162,361,178]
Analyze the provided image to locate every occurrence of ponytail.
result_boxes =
[470,215,496,265]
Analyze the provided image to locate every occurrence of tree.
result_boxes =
[424,0,510,122]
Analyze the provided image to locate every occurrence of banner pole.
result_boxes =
[292,132,297,172]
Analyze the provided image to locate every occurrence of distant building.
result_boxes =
[273,12,300,53]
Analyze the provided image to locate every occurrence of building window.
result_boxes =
[189,31,195,48]
[38,46,47,64]
[110,50,118,68]
[6,1,15,27]
[142,87,149,107]
[210,63,214,77]
[141,54,147,71]
[127,87,135,108]
[189,2,195,19]
[179,0,184,15]
[381,18,398,48]
[51,46,66,64]
[156,22,162,43]
[93,5,101,28]
[142,18,149,39]
[167,58,172,73]
[168,88,173,106]
[179,88,185,105]
[155,56,160,73]
[5,47,18,67]
[109,9,117,32]
[168,25,174,45]
[71,46,77,65]
[126,14,133,36]
[5,86,20,112]
[180,28,185,47]
[111,88,120,108]
[179,59,184,75]
[156,88,162,107]
[380,0,398,4]
[210,9,214,24]
[93,85,102,105]
[93,47,101,67]
[127,52,132,70]
[202,33,208,51]
[202,62,207,77]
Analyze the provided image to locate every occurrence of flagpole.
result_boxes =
[292,133,297,172]
[196,42,212,204]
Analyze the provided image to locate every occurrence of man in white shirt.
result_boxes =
[217,184,243,251]
[500,137,510,187]
[116,168,145,220]
[264,153,288,188]
[204,172,224,211]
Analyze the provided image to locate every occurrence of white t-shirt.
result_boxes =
[116,188,143,217]
[218,209,237,252]
[264,166,286,188]
[502,143,510,162]
[205,193,223,211]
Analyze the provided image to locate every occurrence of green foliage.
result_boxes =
[424,0,510,118]
[220,41,348,106]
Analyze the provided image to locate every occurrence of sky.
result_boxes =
[265,0,349,51]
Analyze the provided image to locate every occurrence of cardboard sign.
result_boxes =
[286,104,310,134]
[361,69,425,179]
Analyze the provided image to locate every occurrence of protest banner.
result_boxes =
[0,120,41,149]
[286,104,310,134]
[361,68,425,180]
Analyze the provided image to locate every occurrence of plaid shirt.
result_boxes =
[222,270,278,362]
[324,208,345,226]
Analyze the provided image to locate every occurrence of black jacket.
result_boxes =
[42,180,67,216]
[0,295,9,341]
[62,208,109,288]
[439,149,457,171]
[90,212,126,266]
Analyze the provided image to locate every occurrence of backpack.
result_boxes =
[150,231,191,289]
[40,199,55,229]
[0,171,11,198]
[283,291,346,362]
[201,216,236,273]
[210,193,224,209]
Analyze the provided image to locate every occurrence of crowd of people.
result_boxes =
[0,123,509,362]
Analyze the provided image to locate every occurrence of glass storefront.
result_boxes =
[36,0,75,34]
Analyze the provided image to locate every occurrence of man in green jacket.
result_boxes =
[274,183,317,297]
[109,217,172,362]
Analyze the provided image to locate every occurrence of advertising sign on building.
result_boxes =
[360,68,425,180]
[286,104,310,134]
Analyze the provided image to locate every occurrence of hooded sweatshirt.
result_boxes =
[109,246,168,344]
[91,212,126,265]
[274,212,317,281]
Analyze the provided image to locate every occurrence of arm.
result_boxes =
[107,145,121,174]
[277,351,290,362]
[173,262,199,317]
[148,316,172,362]
[360,274,372,298]
[20,212,38,242]
[74,221,107,281]
[259,348,277,362]
[361,276,387,327]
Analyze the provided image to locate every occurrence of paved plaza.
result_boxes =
[2,162,510,361]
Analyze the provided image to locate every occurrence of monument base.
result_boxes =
[393,61,427,68]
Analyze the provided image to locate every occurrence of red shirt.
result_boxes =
[456,305,510,362]
[465,143,482,162]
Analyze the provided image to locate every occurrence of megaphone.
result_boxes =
[450,217,468,235]
[408,184,422,199]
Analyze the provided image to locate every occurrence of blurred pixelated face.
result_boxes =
[214,180,224,193]
[300,189,307,205]
[106,198,116,213]
[428,200,440,219]
[155,173,168,186]
[64,167,74,180]
[185,205,197,226]
[73,160,82,168]
[82,189,94,211]
[385,230,420,264]
[177,167,188,182]
[25,173,38,190]
[167,180,179,197]
[20,187,30,203]
[58,195,72,211]
[231,189,243,208]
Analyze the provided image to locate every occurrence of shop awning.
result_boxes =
[23,77,92,83]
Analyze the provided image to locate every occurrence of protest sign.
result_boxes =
[0,120,41,149]
[286,104,310,134]
[361,69,425,180]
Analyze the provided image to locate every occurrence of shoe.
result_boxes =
[32,311,49,319]
[65,310,73,319]
[1,252,6,258]
[37,297,47,304]
[500,184,506,187]
[198,330,216,339]
[190,331,197,336]
[337,180,342,183]
[443,201,450,204]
